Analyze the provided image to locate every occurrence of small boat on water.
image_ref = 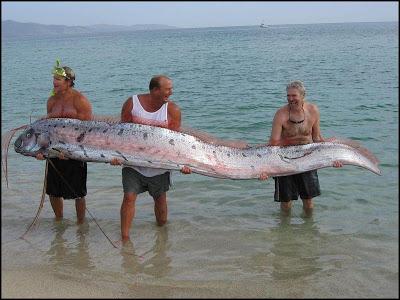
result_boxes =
[260,21,268,28]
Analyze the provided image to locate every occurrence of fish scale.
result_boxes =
[13,118,381,179]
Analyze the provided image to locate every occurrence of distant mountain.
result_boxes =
[87,23,178,32]
[1,20,178,38]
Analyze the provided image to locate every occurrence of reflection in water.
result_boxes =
[270,212,322,282]
[121,226,172,278]
[46,220,94,272]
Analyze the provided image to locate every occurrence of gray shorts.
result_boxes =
[122,167,170,199]
[273,170,321,202]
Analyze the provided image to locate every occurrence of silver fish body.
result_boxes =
[13,118,381,179]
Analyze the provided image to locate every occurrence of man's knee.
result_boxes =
[123,193,137,203]
[157,218,167,226]
[154,193,167,226]
[302,198,313,209]
[280,201,292,210]
[75,197,85,203]
[50,196,62,202]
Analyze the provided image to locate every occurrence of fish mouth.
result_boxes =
[13,145,40,156]
[13,137,42,157]
[14,136,23,149]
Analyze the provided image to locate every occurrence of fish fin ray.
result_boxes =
[90,114,121,124]
[1,125,29,187]
[180,126,249,149]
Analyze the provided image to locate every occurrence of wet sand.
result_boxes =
[2,267,270,298]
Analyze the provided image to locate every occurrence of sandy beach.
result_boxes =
[1,267,291,298]
[2,268,128,298]
[0,267,319,298]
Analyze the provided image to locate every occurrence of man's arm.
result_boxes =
[121,97,133,122]
[311,105,324,142]
[167,101,191,174]
[268,112,283,146]
[259,111,283,181]
[46,97,56,118]
[310,104,343,167]
[110,98,132,166]
[167,101,182,131]
[75,94,93,121]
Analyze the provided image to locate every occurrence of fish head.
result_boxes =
[14,127,50,157]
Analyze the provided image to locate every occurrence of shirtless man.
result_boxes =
[264,80,342,214]
[36,61,92,224]
[111,75,191,241]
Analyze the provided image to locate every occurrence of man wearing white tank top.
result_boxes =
[111,75,191,241]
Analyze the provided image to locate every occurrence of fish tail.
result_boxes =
[330,137,380,165]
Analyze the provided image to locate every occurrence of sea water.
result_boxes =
[1,22,398,297]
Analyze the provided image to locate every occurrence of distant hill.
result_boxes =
[2,20,179,38]
[87,23,178,32]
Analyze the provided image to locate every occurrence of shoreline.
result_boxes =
[1,267,269,298]
[2,268,128,298]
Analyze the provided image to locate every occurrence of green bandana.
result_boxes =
[50,59,68,96]
[52,59,69,78]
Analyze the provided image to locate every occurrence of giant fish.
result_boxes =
[8,118,380,179]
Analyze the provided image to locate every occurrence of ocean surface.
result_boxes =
[1,22,398,298]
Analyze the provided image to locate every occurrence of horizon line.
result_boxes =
[2,19,397,30]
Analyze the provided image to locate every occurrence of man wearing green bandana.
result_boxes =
[36,60,92,224]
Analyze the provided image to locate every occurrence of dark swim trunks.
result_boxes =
[273,170,321,202]
[46,158,87,199]
[122,167,170,199]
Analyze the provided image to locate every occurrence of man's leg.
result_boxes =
[299,170,319,216]
[121,192,137,241]
[302,198,313,216]
[153,192,167,226]
[275,176,294,214]
[49,196,63,220]
[280,200,292,213]
[75,197,86,224]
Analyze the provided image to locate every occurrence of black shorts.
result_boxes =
[273,170,321,202]
[122,167,170,199]
[46,158,87,199]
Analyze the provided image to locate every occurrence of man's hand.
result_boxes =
[259,172,269,180]
[110,158,122,166]
[58,151,68,160]
[35,153,45,160]
[333,161,343,168]
[180,166,191,174]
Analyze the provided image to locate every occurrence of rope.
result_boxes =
[45,158,119,249]
[20,160,48,239]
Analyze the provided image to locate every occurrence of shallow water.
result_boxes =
[2,22,398,297]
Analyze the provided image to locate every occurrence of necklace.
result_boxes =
[289,104,305,124]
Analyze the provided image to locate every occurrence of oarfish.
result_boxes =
[11,118,380,179]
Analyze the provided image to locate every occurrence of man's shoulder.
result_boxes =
[305,101,319,112]
[275,105,288,116]
[71,89,85,98]
[277,104,288,112]
[136,93,149,100]
[167,101,181,117]
[125,95,133,103]
[167,100,180,110]
[70,90,92,113]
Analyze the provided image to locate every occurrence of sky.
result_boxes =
[1,1,398,28]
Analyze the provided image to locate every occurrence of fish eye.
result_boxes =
[25,128,34,138]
